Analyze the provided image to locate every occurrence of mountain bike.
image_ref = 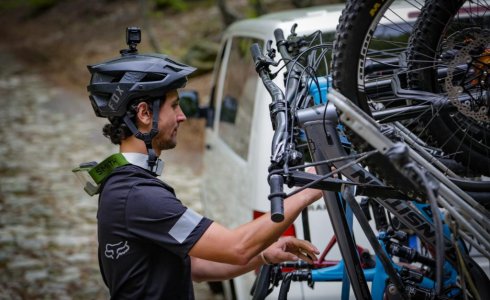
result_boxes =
[248,0,490,298]
[333,0,490,183]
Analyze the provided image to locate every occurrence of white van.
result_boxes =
[187,2,425,299]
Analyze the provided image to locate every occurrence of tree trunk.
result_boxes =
[216,0,241,26]
[140,0,161,53]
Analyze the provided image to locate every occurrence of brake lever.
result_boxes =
[251,42,279,74]
[266,40,276,60]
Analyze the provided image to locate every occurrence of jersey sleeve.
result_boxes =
[124,180,213,258]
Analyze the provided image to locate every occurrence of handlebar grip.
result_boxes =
[273,28,285,44]
[268,174,286,222]
[273,28,292,69]
[250,43,262,64]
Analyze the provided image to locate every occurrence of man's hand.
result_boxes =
[261,236,319,265]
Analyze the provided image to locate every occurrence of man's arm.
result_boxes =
[189,186,322,265]
[191,236,319,282]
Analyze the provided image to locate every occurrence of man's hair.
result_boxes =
[102,98,161,145]
[102,117,132,145]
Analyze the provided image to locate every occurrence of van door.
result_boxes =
[201,35,264,229]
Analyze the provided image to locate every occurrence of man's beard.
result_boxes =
[155,135,177,151]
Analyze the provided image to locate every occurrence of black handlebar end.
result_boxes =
[250,43,262,63]
[269,174,286,222]
[273,28,285,43]
[270,199,285,222]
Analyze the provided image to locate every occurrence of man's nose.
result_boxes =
[178,107,187,122]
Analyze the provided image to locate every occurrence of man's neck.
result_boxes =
[119,137,164,175]
[121,152,164,176]
[120,136,161,156]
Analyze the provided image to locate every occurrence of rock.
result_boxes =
[25,269,49,282]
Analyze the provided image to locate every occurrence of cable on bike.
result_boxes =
[282,150,379,198]
[342,185,408,299]
[449,220,481,300]
[385,146,445,295]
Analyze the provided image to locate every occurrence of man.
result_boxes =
[86,34,322,299]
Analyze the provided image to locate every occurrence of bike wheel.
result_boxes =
[466,256,490,299]
[251,264,273,300]
[407,0,490,177]
[332,0,490,180]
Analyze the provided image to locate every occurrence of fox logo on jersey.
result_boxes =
[105,241,130,259]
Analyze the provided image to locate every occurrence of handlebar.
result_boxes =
[274,29,303,107]
[273,29,291,64]
[251,43,287,222]
[250,44,286,112]
[250,28,308,223]
[268,174,286,222]
[273,29,287,57]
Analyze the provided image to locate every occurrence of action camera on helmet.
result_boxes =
[126,27,141,49]
[121,27,141,55]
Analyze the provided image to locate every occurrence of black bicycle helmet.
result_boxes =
[86,27,197,172]
[87,53,196,118]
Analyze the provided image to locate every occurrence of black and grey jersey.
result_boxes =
[97,164,213,299]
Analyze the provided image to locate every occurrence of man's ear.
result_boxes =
[135,102,152,127]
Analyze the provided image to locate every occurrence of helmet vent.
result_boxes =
[164,65,180,73]
[111,73,125,83]
[141,73,167,82]
[164,57,186,67]
[93,72,117,84]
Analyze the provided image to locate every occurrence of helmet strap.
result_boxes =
[122,98,161,173]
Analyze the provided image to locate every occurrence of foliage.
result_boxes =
[153,0,188,12]
[0,0,61,11]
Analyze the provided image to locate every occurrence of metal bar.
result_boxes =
[304,120,373,300]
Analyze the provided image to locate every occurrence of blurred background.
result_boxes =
[0,0,342,299]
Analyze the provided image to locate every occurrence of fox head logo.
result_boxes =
[105,241,130,259]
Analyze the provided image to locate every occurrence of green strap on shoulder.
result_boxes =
[88,153,129,184]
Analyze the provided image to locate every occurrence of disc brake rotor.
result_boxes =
[444,28,490,124]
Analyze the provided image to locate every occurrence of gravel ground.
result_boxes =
[0,49,221,300]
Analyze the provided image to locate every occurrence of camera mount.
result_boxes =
[120,27,141,56]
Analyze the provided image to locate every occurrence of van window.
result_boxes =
[218,37,263,160]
